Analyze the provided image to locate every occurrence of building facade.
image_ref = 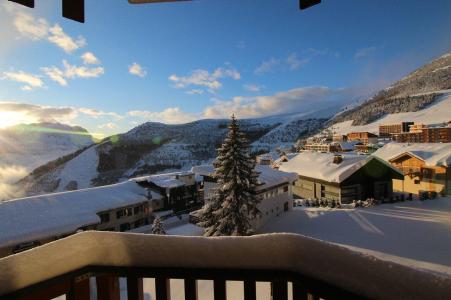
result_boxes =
[347,132,378,144]
[280,153,403,204]
[389,152,451,196]
[393,125,451,143]
[379,122,413,137]
[191,165,298,230]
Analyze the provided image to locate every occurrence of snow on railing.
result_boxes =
[0,231,450,300]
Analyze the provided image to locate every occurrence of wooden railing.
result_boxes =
[0,232,450,300]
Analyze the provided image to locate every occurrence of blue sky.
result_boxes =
[0,0,450,137]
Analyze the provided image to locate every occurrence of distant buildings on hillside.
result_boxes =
[380,121,451,143]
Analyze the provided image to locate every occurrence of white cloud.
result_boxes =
[78,108,123,120]
[354,46,377,59]
[128,107,198,124]
[254,58,280,75]
[63,60,104,78]
[1,71,44,91]
[286,53,309,70]
[41,66,67,86]
[203,86,355,119]
[169,66,240,91]
[13,12,48,40]
[129,63,147,77]
[186,89,204,95]
[98,122,118,130]
[243,84,264,92]
[6,6,86,53]
[81,52,100,65]
[47,24,86,53]
[0,102,77,123]
[0,165,28,201]
[42,60,104,86]
[255,53,310,75]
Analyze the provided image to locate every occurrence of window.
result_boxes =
[283,186,289,193]
[134,204,144,215]
[116,207,133,219]
[99,212,110,224]
[422,168,434,179]
[116,209,126,219]
[120,223,130,232]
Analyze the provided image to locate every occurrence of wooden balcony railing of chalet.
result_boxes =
[0,232,450,300]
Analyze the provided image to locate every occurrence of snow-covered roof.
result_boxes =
[133,171,193,188]
[257,152,280,162]
[0,180,158,249]
[374,143,451,167]
[332,141,362,151]
[279,152,401,183]
[191,165,298,191]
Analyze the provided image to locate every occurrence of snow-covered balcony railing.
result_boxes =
[0,232,450,300]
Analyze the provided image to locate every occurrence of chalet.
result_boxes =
[0,180,160,258]
[374,143,451,196]
[133,171,200,213]
[279,152,403,204]
[191,165,298,230]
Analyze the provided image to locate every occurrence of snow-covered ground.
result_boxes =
[261,197,451,278]
[330,91,451,135]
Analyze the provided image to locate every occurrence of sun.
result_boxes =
[0,111,30,129]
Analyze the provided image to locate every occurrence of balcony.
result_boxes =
[0,231,450,300]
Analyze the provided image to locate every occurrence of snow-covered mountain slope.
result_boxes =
[330,51,451,126]
[19,114,326,197]
[0,123,94,200]
[0,122,94,172]
[330,91,451,135]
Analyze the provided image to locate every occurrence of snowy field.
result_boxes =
[261,197,451,278]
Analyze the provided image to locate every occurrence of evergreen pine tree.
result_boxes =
[198,115,260,236]
[151,217,166,235]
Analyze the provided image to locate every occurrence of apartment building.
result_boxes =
[191,165,298,230]
[379,122,414,137]
[279,152,403,204]
[393,125,451,143]
[0,180,160,257]
[347,132,378,144]
[134,171,201,213]
[303,143,341,152]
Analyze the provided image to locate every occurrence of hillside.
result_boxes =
[0,122,94,200]
[18,114,326,196]
[330,52,451,126]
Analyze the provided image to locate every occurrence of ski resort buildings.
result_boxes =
[191,165,298,230]
[133,171,201,213]
[279,152,403,204]
[374,143,451,196]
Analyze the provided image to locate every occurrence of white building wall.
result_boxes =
[202,180,294,231]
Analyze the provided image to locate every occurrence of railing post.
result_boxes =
[96,275,120,300]
[127,276,144,300]
[184,278,198,300]
[213,279,226,300]
[244,280,256,300]
[271,280,288,300]
[155,277,170,300]
[67,276,90,300]
[292,282,319,300]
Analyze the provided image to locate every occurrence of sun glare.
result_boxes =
[0,111,30,128]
